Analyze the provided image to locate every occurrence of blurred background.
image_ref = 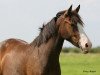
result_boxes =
[0,0,100,75]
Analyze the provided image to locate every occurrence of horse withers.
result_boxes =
[0,5,92,75]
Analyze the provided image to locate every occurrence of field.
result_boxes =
[60,53,100,75]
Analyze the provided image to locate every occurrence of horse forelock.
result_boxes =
[71,12,84,26]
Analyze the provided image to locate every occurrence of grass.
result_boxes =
[60,53,100,75]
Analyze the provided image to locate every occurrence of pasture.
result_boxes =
[60,53,100,75]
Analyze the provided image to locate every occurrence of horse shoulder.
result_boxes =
[0,38,29,74]
[0,38,28,62]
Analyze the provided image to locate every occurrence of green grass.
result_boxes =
[60,53,100,75]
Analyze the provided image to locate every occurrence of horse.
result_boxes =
[0,5,92,75]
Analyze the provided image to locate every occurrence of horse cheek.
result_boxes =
[59,25,69,38]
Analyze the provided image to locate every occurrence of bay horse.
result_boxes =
[0,5,92,75]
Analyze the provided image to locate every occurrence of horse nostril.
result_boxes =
[85,43,88,48]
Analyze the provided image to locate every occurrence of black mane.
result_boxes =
[32,17,58,47]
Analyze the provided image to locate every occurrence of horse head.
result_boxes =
[56,5,92,54]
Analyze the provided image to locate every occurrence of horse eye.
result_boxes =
[71,25,78,32]
[73,28,78,32]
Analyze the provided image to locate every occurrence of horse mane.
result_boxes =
[31,11,66,47]
[31,10,83,47]
[32,17,58,47]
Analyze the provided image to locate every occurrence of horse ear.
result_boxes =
[67,5,72,15]
[75,5,80,13]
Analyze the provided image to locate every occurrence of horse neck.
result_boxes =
[29,35,64,74]
[29,21,65,75]
[42,35,64,58]
[30,35,64,60]
[40,35,64,74]
[30,17,64,58]
[29,18,64,74]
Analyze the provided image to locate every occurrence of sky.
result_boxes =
[0,0,100,48]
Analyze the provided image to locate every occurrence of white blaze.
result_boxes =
[77,24,90,49]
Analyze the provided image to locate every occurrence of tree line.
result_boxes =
[62,47,100,53]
